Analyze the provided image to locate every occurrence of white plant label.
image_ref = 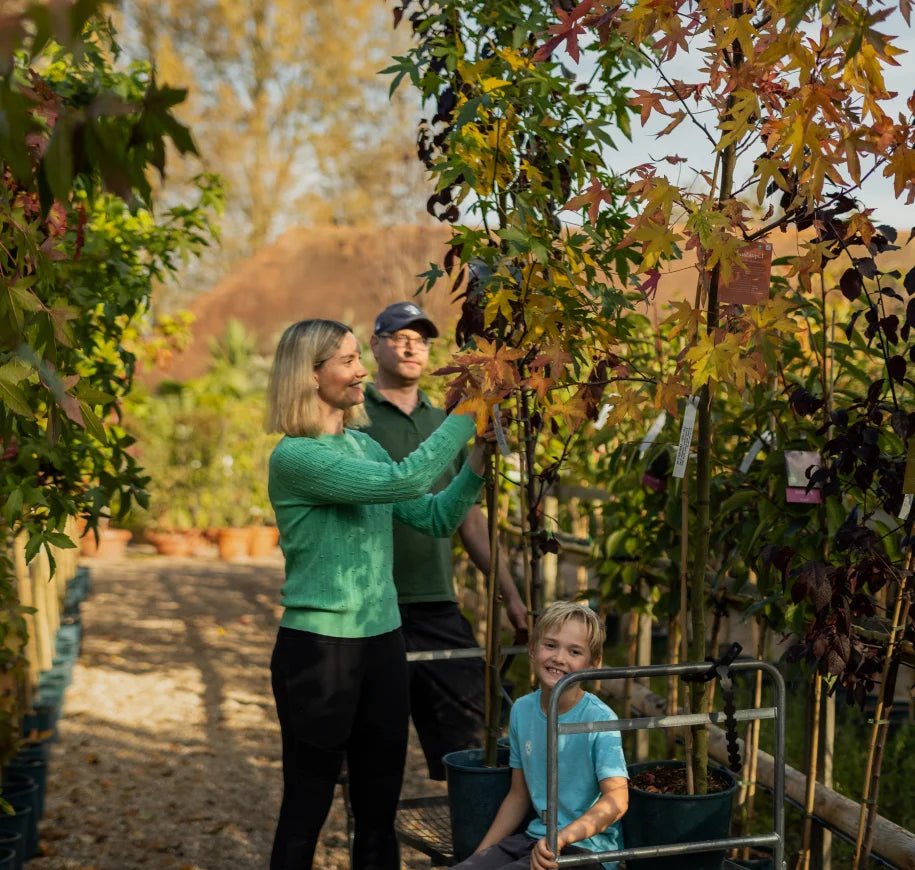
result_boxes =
[672,396,699,479]
[900,493,913,522]
[639,411,668,457]
[595,402,613,431]
[491,404,511,457]
[739,430,774,474]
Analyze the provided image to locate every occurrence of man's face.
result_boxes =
[370,327,432,384]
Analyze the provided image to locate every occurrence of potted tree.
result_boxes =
[532,2,915,868]
[390,0,639,856]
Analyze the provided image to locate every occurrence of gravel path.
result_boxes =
[28,551,445,869]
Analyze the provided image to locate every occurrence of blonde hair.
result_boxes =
[266,319,369,437]
[531,600,605,663]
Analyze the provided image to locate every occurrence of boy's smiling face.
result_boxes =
[531,617,598,692]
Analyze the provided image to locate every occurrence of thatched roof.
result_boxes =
[151,224,458,383]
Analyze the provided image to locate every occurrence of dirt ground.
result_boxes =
[27,550,446,870]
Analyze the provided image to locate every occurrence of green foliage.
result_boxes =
[0,7,218,760]
[124,321,277,534]
[0,15,220,562]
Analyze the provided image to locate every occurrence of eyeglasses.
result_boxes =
[379,333,432,349]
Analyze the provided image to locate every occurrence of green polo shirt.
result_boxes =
[363,383,468,603]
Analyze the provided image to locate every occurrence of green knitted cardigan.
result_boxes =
[268,412,481,637]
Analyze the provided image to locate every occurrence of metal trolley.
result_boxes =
[546,660,787,870]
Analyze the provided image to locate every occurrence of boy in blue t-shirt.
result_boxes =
[453,601,628,870]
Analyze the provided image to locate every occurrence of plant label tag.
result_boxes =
[639,411,668,456]
[718,240,773,306]
[739,430,774,474]
[491,404,511,457]
[785,450,823,503]
[672,396,699,479]
[595,402,613,430]
[899,493,913,521]
[904,438,915,494]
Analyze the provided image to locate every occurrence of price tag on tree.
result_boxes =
[491,404,511,457]
[672,397,699,479]
[785,450,823,503]
[718,240,773,306]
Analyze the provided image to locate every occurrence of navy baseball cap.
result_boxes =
[374,302,439,338]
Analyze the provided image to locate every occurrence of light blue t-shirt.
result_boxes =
[509,690,628,864]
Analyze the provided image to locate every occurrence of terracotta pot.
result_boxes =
[248,525,279,557]
[147,531,195,558]
[81,528,131,559]
[217,527,252,561]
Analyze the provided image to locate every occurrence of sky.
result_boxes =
[599,19,915,229]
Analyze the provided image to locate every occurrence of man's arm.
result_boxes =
[457,504,528,638]
[530,776,629,870]
[474,768,532,853]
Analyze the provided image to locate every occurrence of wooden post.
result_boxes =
[29,546,55,672]
[12,534,40,694]
[569,497,589,595]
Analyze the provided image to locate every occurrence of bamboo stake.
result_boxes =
[517,395,534,641]
[854,559,912,868]
[739,620,767,860]
[798,674,823,870]
[819,689,835,869]
[520,389,543,616]
[483,444,503,768]
[635,610,652,761]
[666,611,680,758]
[623,611,638,759]
[680,473,694,794]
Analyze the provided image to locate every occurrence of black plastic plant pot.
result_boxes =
[0,801,32,869]
[622,760,739,870]
[442,747,512,862]
[5,758,47,819]
[1,776,39,859]
[0,833,20,870]
[729,846,773,869]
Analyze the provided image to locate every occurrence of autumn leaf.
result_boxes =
[664,299,704,342]
[453,393,500,435]
[565,175,616,223]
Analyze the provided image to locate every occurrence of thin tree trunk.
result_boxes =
[687,1,742,795]
[854,561,912,867]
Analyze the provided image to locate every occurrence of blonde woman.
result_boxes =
[266,319,486,869]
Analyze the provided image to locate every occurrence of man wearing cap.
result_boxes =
[363,301,528,781]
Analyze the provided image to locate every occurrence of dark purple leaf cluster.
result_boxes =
[785,557,898,708]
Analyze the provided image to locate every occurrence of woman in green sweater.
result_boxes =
[266,319,486,870]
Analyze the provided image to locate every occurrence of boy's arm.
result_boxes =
[474,768,532,853]
[530,776,629,870]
